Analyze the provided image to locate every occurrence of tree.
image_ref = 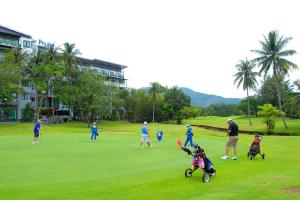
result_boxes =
[237,96,259,117]
[252,30,298,128]
[0,57,21,103]
[61,43,80,79]
[72,70,107,123]
[181,106,201,119]
[5,48,29,121]
[234,58,258,125]
[60,43,81,117]
[149,82,165,122]
[164,87,191,120]
[257,103,285,133]
[46,44,59,64]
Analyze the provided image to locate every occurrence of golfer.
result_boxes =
[221,118,239,160]
[32,120,41,144]
[140,121,152,149]
[90,122,98,142]
[183,124,194,148]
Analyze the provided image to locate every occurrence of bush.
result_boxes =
[258,103,285,132]
[22,103,35,122]
[176,115,183,125]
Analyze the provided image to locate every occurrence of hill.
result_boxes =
[180,87,242,107]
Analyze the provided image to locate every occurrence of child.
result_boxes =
[90,122,98,142]
[156,130,163,142]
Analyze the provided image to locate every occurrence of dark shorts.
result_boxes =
[34,132,39,138]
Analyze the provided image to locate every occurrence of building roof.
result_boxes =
[0,25,31,38]
[78,57,127,70]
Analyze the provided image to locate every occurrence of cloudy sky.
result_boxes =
[1,0,299,98]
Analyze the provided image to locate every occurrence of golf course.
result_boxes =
[0,120,300,200]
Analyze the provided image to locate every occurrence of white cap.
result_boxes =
[144,121,147,125]
[93,122,96,125]
[186,124,190,127]
[227,118,232,122]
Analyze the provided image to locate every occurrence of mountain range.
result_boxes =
[180,87,242,107]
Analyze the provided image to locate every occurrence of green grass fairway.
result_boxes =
[0,121,300,199]
[186,116,300,135]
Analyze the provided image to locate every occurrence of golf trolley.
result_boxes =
[181,145,216,183]
[247,135,266,160]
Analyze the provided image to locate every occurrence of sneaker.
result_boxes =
[232,156,237,160]
[221,156,229,160]
[32,142,35,144]
[89,140,92,142]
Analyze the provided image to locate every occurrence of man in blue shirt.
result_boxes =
[32,120,41,144]
[140,121,152,149]
[183,124,194,148]
[90,122,98,142]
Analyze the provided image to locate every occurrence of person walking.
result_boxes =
[90,122,98,142]
[140,121,152,149]
[221,118,239,160]
[183,124,194,149]
[32,120,41,144]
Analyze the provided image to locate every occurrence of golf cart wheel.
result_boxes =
[250,155,254,160]
[261,153,266,159]
[202,173,210,183]
[185,168,193,177]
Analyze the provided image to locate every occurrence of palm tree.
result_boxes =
[46,43,59,64]
[251,30,298,128]
[234,58,258,125]
[60,43,80,118]
[29,50,45,119]
[149,82,164,122]
[61,43,80,79]
[46,44,60,117]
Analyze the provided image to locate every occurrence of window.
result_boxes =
[0,36,18,47]
[12,93,17,100]
[22,80,30,87]
[23,40,31,48]
[22,93,29,100]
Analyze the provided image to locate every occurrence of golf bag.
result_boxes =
[247,135,265,160]
[181,144,216,183]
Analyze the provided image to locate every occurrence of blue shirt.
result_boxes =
[91,126,98,133]
[34,123,40,134]
[187,127,193,135]
[142,125,148,135]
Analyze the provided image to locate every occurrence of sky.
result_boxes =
[1,0,300,98]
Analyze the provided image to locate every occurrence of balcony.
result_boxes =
[0,37,19,48]
[79,66,124,79]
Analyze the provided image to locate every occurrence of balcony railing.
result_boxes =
[79,66,124,79]
[0,37,19,48]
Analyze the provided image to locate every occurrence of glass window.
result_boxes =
[23,40,31,48]
[0,36,18,47]
[12,93,17,100]
[22,93,29,100]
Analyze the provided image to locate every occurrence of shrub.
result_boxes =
[257,103,285,133]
